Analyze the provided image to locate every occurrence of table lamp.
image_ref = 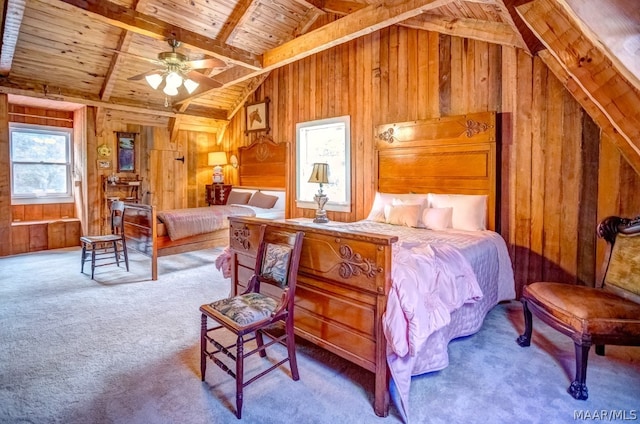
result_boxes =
[308,163,329,223]
[208,152,228,184]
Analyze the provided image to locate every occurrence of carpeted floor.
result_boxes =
[0,247,638,424]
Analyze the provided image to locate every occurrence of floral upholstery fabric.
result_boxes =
[209,293,278,326]
[261,243,291,288]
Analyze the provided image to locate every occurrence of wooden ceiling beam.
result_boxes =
[517,0,640,159]
[217,0,254,46]
[0,0,26,76]
[263,0,454,67]
[539,49,640,176]
[100,0,151,102]
[57,0,262,70]
[401,13,527,49]
[176,0,457,105]
[0,78,230,122]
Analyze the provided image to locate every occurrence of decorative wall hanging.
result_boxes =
[117,132,136,172]
[245,97,270,135]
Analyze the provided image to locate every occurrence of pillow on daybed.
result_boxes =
[227,190,253,205]
[384,204,423,227]
[366,192,428,223]
[248,191,279,209]
[428,193,487,231]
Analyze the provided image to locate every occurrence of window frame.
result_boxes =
[9,123,74,205]
[295,115,351,213]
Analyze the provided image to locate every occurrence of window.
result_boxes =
[296,115,351,212]
[10,123,73,204]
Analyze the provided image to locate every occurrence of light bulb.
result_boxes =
[145,73,163,89]
[183,78,199,94]
[165,71,183,89]
[163,84,179,96]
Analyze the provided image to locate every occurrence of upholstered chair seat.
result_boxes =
[200,224,304,419]
[517,215,640,401]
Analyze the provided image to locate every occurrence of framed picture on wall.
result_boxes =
[245,97,270,135]
[117,132,136,172]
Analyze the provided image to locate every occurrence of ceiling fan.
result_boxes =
[127,39,225,97]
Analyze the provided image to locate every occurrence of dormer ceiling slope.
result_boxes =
[0,0,637,149]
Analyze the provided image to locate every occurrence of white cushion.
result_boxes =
[383,204,423,227]
[366,192,428,223]
[422,207,453,230]
[428,193,487,231]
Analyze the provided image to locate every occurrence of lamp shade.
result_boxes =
[208,151,228,166]
[308,163,329,184]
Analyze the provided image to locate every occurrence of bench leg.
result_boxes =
[516,299,533,347]
[568,342,590,400]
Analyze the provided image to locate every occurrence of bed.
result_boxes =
[227,112,515,419]
[123,136,288,280]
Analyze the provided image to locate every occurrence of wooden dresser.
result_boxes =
[227,215,397,417]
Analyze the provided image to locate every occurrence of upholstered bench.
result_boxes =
[517,215,640,400]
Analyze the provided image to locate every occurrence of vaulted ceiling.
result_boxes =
[0,0,637,154]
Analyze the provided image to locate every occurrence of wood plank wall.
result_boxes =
[221,27,640,297]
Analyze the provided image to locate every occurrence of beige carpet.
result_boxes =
[0,247,638,424]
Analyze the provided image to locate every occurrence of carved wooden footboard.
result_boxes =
[123,203,228,280]
[228,216,397,416]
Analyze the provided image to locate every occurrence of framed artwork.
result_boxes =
[97,159,111,169]
[245,97,270,135]
[117,132,136,172]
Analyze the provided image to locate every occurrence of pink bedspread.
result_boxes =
[157,206,255,241]
[383,242,482,420]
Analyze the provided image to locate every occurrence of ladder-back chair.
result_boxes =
[80,200,129,279]
[200,224,304,419]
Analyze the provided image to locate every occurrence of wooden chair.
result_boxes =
[517,215,640,400]
[200,224,304,419]
[80,200,129,279]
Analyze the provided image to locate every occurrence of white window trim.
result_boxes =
[295,115,351,213]
[10,123,74,205]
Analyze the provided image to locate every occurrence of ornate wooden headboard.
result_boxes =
[237,136,289,189]
[374,112,498,231]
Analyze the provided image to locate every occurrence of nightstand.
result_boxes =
[206,184,232,205]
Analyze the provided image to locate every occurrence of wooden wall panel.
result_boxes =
[220,26,640,297]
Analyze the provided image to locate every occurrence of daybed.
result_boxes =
[123,136,288,280]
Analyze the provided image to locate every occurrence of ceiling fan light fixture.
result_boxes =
[183,78,199,94]
[145,73,163,90]
[165,71,183,89]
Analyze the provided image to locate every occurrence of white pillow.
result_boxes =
[366,192,428,223]
[428,193,487,231]
[384,204,423,227]
[422,207,453,230]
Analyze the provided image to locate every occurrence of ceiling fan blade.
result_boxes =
[185,58,226,69]
[128,69,163,81]
[185,70,223,90]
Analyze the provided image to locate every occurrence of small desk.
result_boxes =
[206,184,232,205]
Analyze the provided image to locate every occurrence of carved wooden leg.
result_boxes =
[200,314,207,381]
[568,342,590,400]
[236,336,244,419]
[595,345,605,356]
[516,300,533,347]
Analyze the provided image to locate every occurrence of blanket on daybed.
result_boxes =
[157,206,255,241]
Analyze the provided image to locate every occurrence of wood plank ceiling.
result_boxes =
[0,0,637,154]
